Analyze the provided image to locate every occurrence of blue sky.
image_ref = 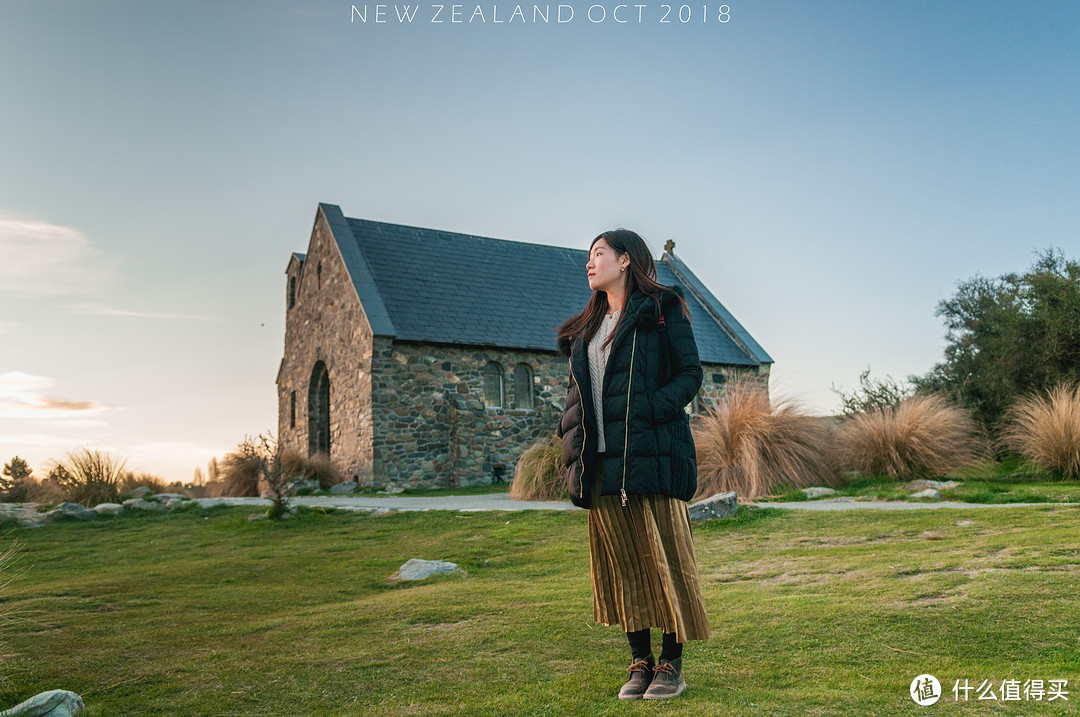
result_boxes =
[2,1,1078,482]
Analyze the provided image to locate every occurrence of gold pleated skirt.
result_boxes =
[588,459,711,643]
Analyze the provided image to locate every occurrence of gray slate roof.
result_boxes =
[316,203,771,367]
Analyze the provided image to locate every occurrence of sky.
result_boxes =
[1,1,1078,483]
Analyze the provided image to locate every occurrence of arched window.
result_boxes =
[513,363,534,409]
[482,362,504,408]
[308,361,331,456]
[288,276,297,309]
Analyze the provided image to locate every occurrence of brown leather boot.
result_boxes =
[617,654,655,700]
[643,658,686,700]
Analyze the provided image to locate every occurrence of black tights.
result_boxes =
[627,629,683,662]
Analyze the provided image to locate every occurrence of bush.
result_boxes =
[509,435,566,501]
[218,433,293,519]
[830,393,985,479]
[692,376,838,500]
[47,448,127,506]
[1000,383,1080,478]
[831,368,914,417]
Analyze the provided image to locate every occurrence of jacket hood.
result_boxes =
[555,284,687,356]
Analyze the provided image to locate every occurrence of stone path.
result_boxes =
[192,495,1080,513]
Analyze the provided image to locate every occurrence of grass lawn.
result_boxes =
[1,502,1078,715]
[761,460,1080,505]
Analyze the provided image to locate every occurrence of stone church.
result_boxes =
[276,203,772,490]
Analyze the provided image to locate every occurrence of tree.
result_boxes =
[913,249,1080,432]
[1,456,33,502]
[219,432,294,519]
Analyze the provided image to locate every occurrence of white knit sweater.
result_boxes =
[587,310,620,453]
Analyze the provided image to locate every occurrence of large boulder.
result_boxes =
[129,486,152,499]
[688,492,738,520]
[329,481,359,495]
[0,689,84,716]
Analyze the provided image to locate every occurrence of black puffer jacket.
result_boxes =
[556,286,703,509]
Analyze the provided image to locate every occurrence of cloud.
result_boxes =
[66,304,225,322]
[0,372,112,421]
[0,212,112,296]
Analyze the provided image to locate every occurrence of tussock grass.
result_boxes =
[692,376,838,500]
[219,450,261,497]
[280,450,343,489]
[1001,383,1080,478]
[47,448,127,506]
[119,471,168,495]
[509,434,567,501]
[831,393,985,479]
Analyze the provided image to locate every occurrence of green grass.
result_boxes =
[2,503,1079,715]
[762,460,1080,505]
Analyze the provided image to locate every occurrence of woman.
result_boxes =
[555,228,711,701]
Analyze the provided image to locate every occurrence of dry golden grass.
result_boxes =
[119,471,169,495]
[509,434,567,501]
[281,450,343,489]
[830,393,985,479]
[692,376,838,500]
[1001,383,1080,478]
[219,450,261,497]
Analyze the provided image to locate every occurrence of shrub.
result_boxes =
[47,448,127,506]
[1000,383,1080,478]
[831,368,914,417]
[830,393,985,479]
[692,376,838,500]
[509,435,567,501]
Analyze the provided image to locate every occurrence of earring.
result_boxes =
[621,267,625,272]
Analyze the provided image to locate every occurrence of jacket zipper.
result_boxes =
[568,356,586,499]
[620,328,638,507]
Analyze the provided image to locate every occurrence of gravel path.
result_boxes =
[192,495,1080,513]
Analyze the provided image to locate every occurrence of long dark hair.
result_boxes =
[557,228,690,350]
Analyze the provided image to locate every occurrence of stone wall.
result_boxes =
[277,214,374,483]
[369,340,566,489]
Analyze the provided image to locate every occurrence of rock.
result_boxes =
[904,479,959,492]
[56,503,97,520]
[122,498,167,513]
[802,486,838,499]
[129,486,151,499]
[329,481,359,495]
[165,498,187,510]
[0,504,48,528]
[0,688,84,716]
[289,478,320,494]
[393,558,460,580]
[910,488,940,499]
[153,492,188,501]
[93,503,123,517]
[688,492,738,520]
[377,485,406,495]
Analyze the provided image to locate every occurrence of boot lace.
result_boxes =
[627,658,651,674]
[653,661,677,675]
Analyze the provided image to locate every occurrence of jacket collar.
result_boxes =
[556,285,685,357]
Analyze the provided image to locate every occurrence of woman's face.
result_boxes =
[587,238,629,294]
